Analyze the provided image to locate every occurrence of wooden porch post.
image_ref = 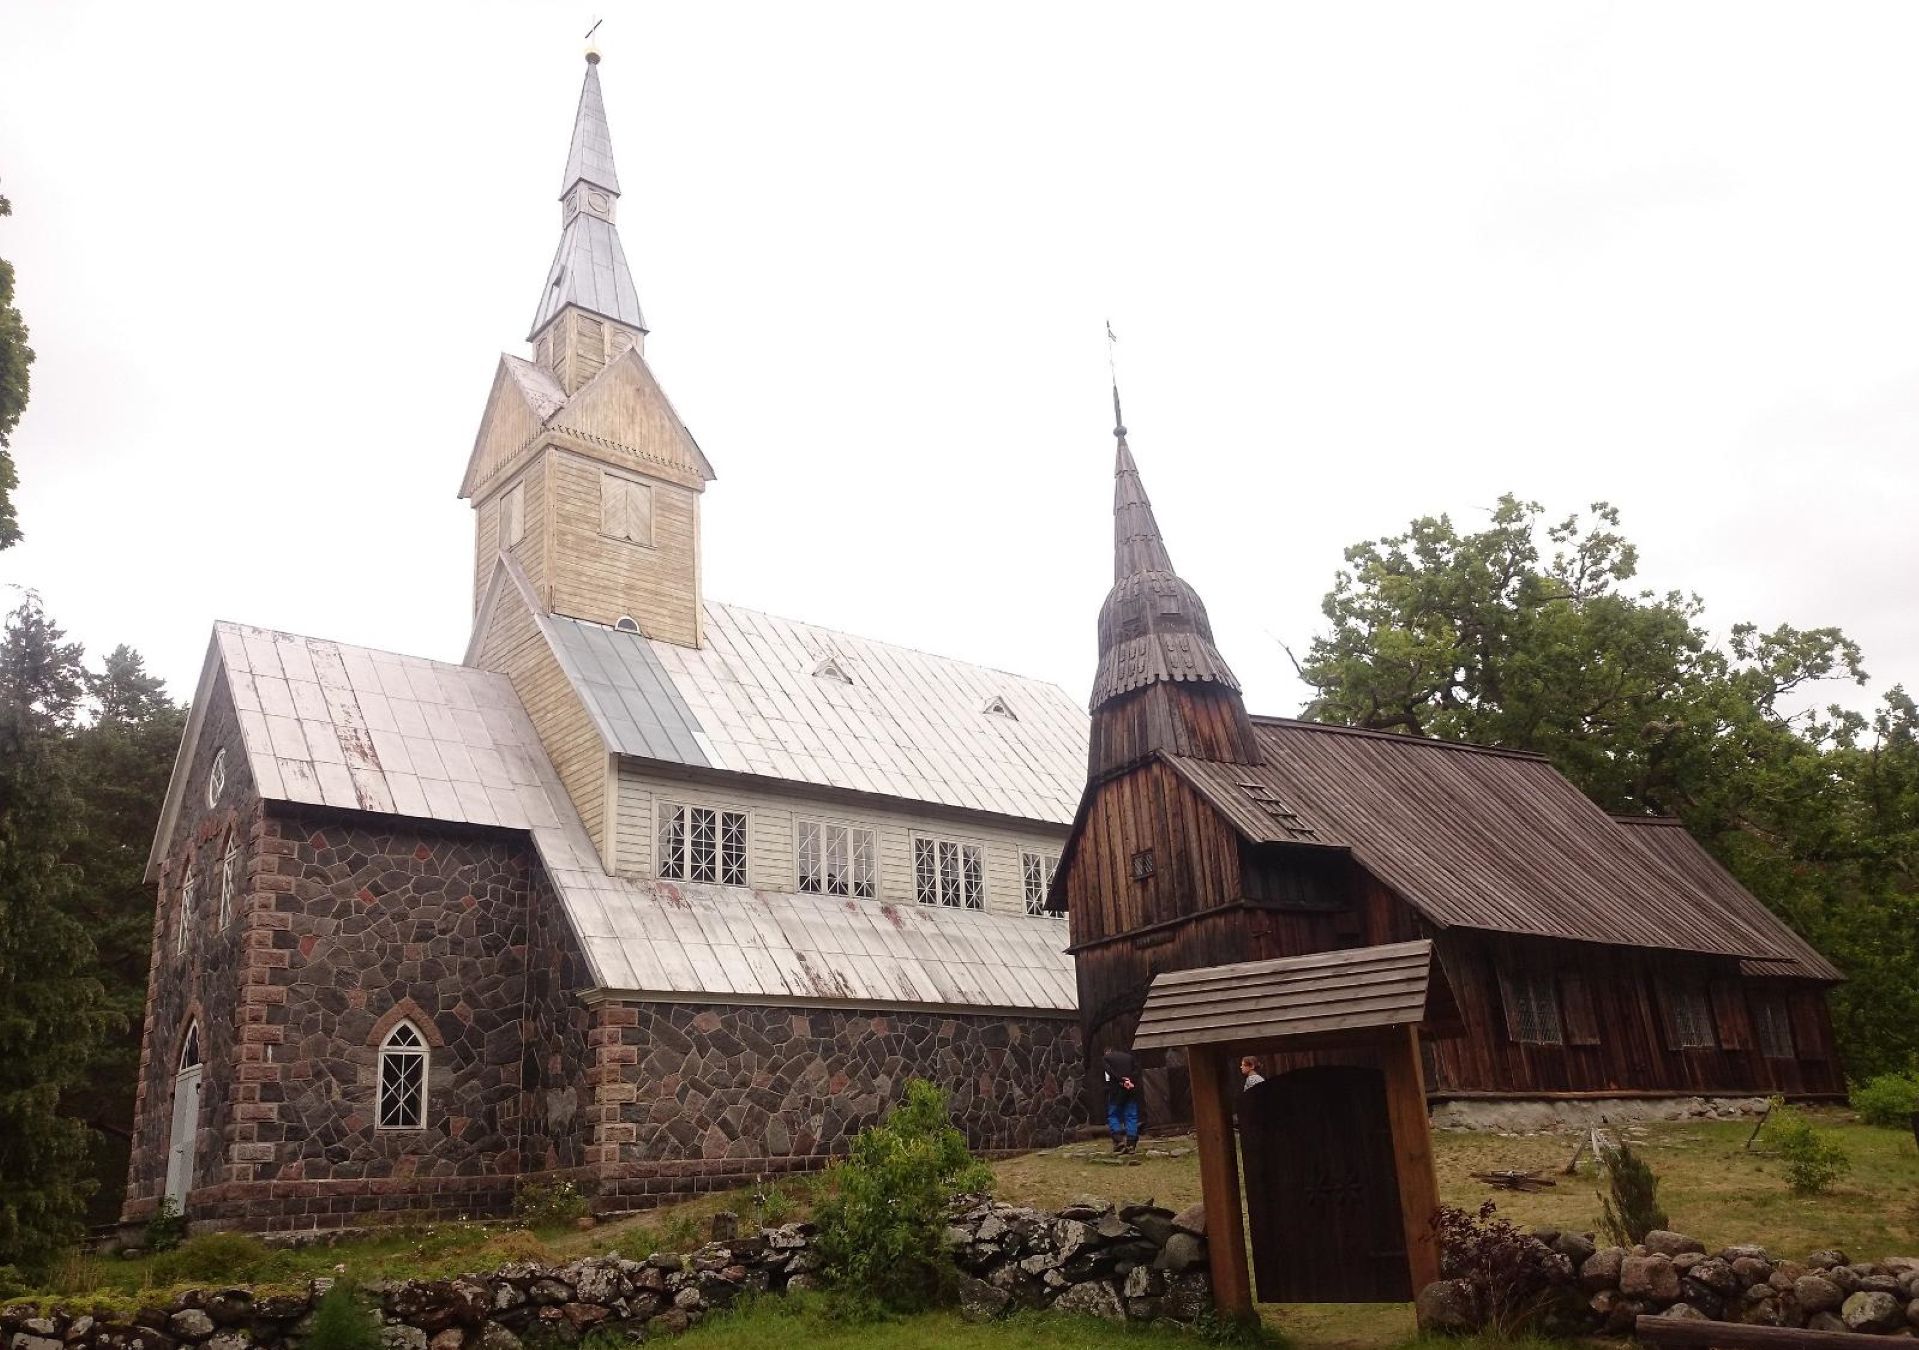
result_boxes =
[1380,1024,1442,1293]
[1188,1044,1254,1321]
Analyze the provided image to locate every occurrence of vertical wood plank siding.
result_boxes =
[1088,682,1261,779]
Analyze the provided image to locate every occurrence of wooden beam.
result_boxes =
[1635,1315,1915,1349]
[1381,1025,1441,1294]
[1188,1043,1253,1322]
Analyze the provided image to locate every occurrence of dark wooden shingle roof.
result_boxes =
[1215,717,1835,975]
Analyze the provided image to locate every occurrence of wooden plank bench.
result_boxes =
[1636,1315,1915,1349]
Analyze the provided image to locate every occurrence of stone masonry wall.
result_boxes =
[182,808,542,1232]
[126,676,261,1220]
[589,1001,1082,1210]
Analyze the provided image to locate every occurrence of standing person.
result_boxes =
[1103,1046,1142,1154]
[1239,1055,1265,1091]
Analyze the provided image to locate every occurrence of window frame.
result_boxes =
[177,859,197,955]
[1754,996,1795,1059]
[1022,849,1061,918]
[1498,967,1564,1046]
[217,832,240,928]
[598,470,654,548]
[913,834,985,910]
[376,1020,429,1132]
[1664,983,1717,1050]
[501,479,526,549]
[795,817,877,899]
[657,800,749,886]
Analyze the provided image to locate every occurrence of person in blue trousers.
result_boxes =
[1103,1046,1142,1154]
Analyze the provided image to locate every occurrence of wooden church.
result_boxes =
[1049,400,1843,1120]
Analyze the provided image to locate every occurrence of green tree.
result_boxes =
[62,646,186,1222]
[0,185,33,549]
[1297,496,1919,1076]
[0,595,111,1269]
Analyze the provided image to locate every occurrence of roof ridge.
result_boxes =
[213,620,500,682]
[703,598,1077,695]
[1612,814,1687,828]
[1248,714,1552,762]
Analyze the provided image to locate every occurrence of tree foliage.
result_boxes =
[0,596,110,1267]
[1298,496,1919,1076]
[0,186,34,549]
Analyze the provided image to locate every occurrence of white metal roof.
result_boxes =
[539,601,1091,825]
[153,623,1075,1013]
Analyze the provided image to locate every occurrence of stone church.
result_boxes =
[124,54,1087,1233]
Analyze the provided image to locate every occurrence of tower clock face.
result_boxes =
[587,191,611,216]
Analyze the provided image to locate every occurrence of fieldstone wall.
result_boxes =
[1418,1227,1919,1338]
[2,1200,1212,1349]
[590,1001,1082,1210]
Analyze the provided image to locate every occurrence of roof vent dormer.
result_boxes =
[812,654,853,685]
[615,616,642,634]
[981,695,1017,720]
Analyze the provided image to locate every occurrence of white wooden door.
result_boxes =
[164,1065,201,1212]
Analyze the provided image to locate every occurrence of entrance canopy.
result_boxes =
[1133,939,1462,1054]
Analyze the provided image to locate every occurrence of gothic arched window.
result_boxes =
[377,1020,428,1130]
[177,859,198,955]
[218,832,241,928]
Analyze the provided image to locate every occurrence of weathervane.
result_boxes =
[1107,319,1126,438]
[584,16,603,62]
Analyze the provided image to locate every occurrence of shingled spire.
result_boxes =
[530,50,647,389]
[1088,386,1258,775]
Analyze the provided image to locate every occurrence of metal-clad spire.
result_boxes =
[529,51,647,340]
[561,51,621,196]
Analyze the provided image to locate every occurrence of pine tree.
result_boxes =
[62,646,186,1223]
[0,596,110,1270]
[0,186,34,549]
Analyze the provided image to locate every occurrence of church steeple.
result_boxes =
[1087,386,1259,775]
[530,50,647,391]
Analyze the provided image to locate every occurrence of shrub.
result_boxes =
[1767,1104,1850,1195]
[146,1231,277,1286]
[306,1286,382,1350]
[1850,1072,1919,1128]
[512,1179,590,1228]
[1433,1201,1566,1337]
[812,1079,992,1315]
[143,1196,187,1254]
[1597,1141,1668,1247]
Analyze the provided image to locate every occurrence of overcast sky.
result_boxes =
[2,2,1915,725]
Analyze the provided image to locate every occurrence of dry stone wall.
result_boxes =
[2,1199,1213,1350]
[1418,1226,1919,1338]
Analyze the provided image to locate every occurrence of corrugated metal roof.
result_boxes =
[1612,816,1841,982]
[160,623,1075,1013]
[542,602,1090,824]
[1235,718,1831,969]
[1134,939,1449,1051]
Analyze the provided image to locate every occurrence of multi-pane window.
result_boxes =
[797,819,875,898]
[218,833,240,928]
[914,836,984,910]
[377,1021,427,1130]
[1022,850,1061,918]
[658,803,748,885]
[1666,985,1717,1049]
[1754,998,1795,1059]
[177,864,197,954]
[1500,968,1563,1045]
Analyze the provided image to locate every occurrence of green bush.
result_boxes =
[145,1231,278,1286]
[511,1179,590,1227]
[306,1286,383,1350]
[812,1079,992,1316]
[1597,1142,1669,1247]
[143,1196,187,1254]
[1767,1105,1851,1195]
[1850,1072,1919,1128]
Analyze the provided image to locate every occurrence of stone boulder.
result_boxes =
[1170,1202,1205,1236]
[1580,1247,1625,1294]
[1152,1232,1206,1274]
[1644,1231,1706,1257]
[1415,1279,1482,1335]
[165,1313,214,1342]
[1794,1274,1845,1315]
[1807,1249,1849,1270]
[1052,1280,1125,1322]
[1621,1253,1681,1303]
[1843,1291,1906,1334]
[956,1275,1010,1324]
[1661,1303,1711,1321]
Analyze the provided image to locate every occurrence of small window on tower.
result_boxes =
[600,473,653,547]
[502,481,525,549]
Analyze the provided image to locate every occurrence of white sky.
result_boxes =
[2,2,1915,723]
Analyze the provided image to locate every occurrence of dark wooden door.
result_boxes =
[1238,1064,1411,1303]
